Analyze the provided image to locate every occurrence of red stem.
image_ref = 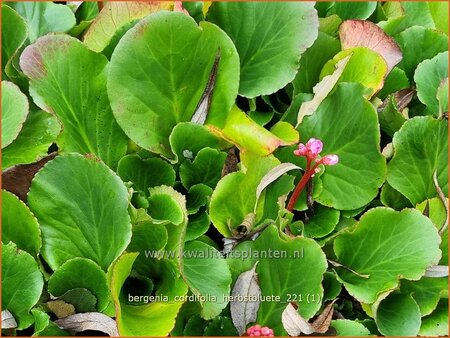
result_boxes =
[286,160,318,212]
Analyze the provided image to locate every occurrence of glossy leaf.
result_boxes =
[414,52,449,116]
[1,5,27,79]
[207,2,319,97]
[117,155,176,195]
[182,240,232,319]
[298,83,386,210]
[2,242,44,329]
[334,208,441,304]
[9,2,76,42]
[84,2,171,52]
[2,110,61,170]
[387,116,448,205]
[320,47,388,96]
[28,153,132,271]
[331,319,371,336]
[108,11,239,157]
[20,34,128,168]
[375,293,421,336]
[48,258,110,312]
[2,190,41,256]
[2,81,28,148]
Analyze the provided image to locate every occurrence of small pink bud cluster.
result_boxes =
[287,138,339,212]
[246,324,274,337]
[294,138,339,166]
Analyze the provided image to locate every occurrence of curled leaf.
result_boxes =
[281,302,315,336]
[230,262,261,335]
[54,312,118,337]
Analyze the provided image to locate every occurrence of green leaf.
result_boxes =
[182,240,232,319]
[108,252,186,336]
[20,34,128,169]
[108,11,239,157]
[59,288,97,313]
[210,155,279,236]
[419,299,449,336]
[380,182,412,210]
[429,2,449,35]
[32,308,70,336]
[378,94,407,137]
[180,148,227,189]
[148,186,187,226]
[48,258,110,312]
[2,81,28,148]
[377,67,410,100]
[331,319,371,336]
[414,52,449,116]
[323,272,342,302]
[2,242,44,329]
[28,153,132,271]
[210,106,299,157]
[378,2,436,36]
[9,2,75,43]
[375,293,421,336]
[228,224,327,335]
[303,205,340,238]
[2,110,61,170]
[2,190,41,256]
[84,2,171,52]
[169,122,222,163]
[387,116,448,205]
[117,155,176,195]
[186,211,210,242]
[332,2,377,20]
[292,32,341,94]
[320,47,388,96]
[334,208,441,304]
[395,27,448,80]
[401,277,448,316]
[298,83,386,210]
[207,2,318,98]
[1,5,27,79]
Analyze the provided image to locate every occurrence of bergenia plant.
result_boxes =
[1,1,448,337]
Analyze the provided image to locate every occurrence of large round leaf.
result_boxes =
[298,83,386,210]
[2,110,61,170]
[334,208,441,304]
[20,34,127,169]
[28,153,132,271]
[387,116,448,205]
[414,51,448,115]
[207,2,318,98]
[2,242,44,329]
[2,189,41,256]
[2,81,28,148]
[108,11,239,157]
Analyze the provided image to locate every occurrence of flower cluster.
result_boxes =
[246,325,274,337]
[287,138,339,212]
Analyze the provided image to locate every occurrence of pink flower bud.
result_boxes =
[321,154,339,166]
[293,143,308,156]
[247,325,273,337]
[306,138,323,157]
